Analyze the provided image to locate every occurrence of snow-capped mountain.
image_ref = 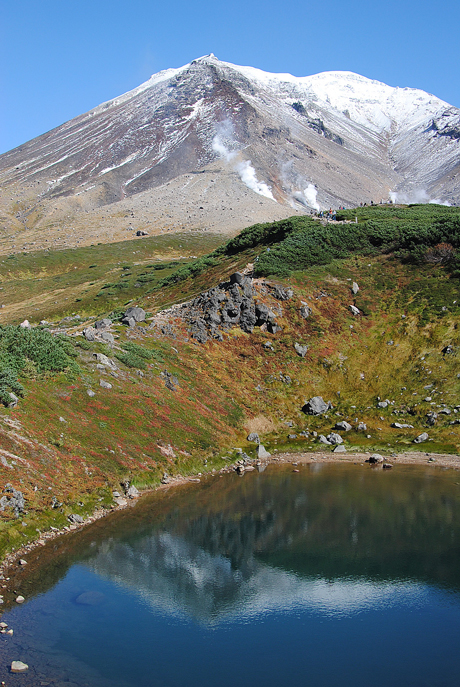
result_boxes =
[0,54,458,251]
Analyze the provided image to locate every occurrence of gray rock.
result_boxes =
[0,484,25,517]
[87,389,95,397]
[101,331,115,344]
[326,433,343,445]
[83,326,96,341]
[318,435,332,445]
[271,285,293,300]
[255,303,277,325]
[294,343,309,358]
[94,353,117,370]
[391,422,414,429]
[126,485,140,499]
[302,396,331,416]
[333,444,347,453]
[100,380,112,389]
[351,282,359,295]
[122,306,146,325]
[426,411,438,426]
[357,422,367,431]
[257,444,271,459]
[377,401,388,408]
[19,319,31,329]
[247,433,260,443]
[68,514,84,524]
[349,305,360,315]
[229,272,251,287]
[94,318,112,330]
[439,408,452,415]
[368,454,384,464]
[299,304,312,319]
[162,370,179,391]
[335,420,352,431]
[414,432,429,444]
[8,392,19,408]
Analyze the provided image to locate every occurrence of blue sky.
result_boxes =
[1,0,459,154]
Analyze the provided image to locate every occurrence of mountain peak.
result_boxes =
[0,57,458,254]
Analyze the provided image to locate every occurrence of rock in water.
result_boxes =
[11,661,28,673]
[368,454,384,464]
[75,591,106,606]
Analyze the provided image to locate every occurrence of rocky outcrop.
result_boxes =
[181,273,285,343]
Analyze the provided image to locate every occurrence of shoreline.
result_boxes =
[1,449,459,587]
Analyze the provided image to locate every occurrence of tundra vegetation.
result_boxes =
[0,204,459,559]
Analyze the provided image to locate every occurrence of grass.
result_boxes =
[0,205,459,559]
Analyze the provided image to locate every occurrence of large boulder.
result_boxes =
[335,420,352,431]
[326,433,343,445]
[122,307,146,326]
[414,432,429,444]
[302,396,331,416]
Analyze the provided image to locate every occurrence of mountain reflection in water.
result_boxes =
[87,530,427,622]
[70,462,460,624]
[3,463,460,687]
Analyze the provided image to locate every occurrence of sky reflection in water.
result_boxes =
[2,463,460,686]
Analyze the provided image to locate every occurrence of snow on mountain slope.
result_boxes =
[0,55,458,252]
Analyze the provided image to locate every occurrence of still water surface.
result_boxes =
[1,463,460,686]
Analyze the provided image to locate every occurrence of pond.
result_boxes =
[1,462,460,686]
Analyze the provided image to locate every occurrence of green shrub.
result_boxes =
[0,326,79,406]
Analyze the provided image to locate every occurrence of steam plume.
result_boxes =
[212,122,275,201]
[303,183,320,211]
[389,189,450,206]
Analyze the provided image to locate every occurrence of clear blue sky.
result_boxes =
[1,0,459,154]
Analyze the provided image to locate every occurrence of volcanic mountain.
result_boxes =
[0,54,459,253]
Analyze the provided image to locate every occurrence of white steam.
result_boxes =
[234,160,275,200]
[389,189,451,206]
[303,183,320,211]
[212,122,275,201]
[293,183,320,211]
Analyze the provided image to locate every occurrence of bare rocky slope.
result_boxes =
[0,55,459,254]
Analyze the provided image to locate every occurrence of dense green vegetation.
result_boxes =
[156,204,460,285]
[0,326,78,405]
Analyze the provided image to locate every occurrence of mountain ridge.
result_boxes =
[0,56,459,255]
